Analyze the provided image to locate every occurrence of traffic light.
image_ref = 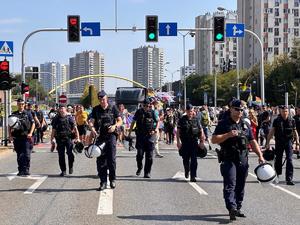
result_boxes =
[21,82,29,94]
[0,60,15,90]
[146,15,158,42]
[67,15,80,42]
[214,16,225,42]
[32,67,39,79]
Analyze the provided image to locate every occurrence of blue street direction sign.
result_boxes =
[177,92,182,97]
[0,41,13,57]
[159,23,177,36]
[81,22,101,36]
[226,23,245,38]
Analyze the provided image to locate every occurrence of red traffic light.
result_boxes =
[0,61,9,71]
[69,18,78,25]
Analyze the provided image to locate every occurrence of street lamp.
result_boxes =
[217,7,240,100]
[178,31,195,110]
[165,69,180,92]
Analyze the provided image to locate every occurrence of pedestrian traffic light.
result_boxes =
[21,82,29,94]
[67,15,80,42]
[146,15,158,42]
[214,16,225,42]
[0,60,15,90]
[32,67,39,79]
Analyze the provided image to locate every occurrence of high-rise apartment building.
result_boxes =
[40,62,60,93]
[133,46,164,89]
[188,49,195,66]
[238,0,300,69]
[195,12,237,75]
[60,64,69,94]
[69,51,104,94]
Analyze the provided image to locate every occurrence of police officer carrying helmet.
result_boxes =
[51,104,80,176]
[9,98,35,176]
[88,90,122,191]
[266,105,299,185]
[128,98,159,178]
[212,99,264,221]
[176,104,205,182]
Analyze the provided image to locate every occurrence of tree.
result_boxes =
[80,84,99,108]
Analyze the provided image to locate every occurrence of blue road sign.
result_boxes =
[226,23,245,38]
[0,41,13,57]
[177,92,182,97]
[81,22,101,36]
[159,23,177,36]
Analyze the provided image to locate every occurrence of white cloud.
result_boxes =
[0,18,25,25]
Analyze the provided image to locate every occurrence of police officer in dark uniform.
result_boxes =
[51,104,80,176]
[89,90,122,191]
[212,99,264,221]
[9,98,35,176]
[128,98,159,178]
[293,106,300,159]
[266,105,299,185]
[176,104,205,182]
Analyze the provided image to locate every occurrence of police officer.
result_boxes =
[293,106,300,159]
[89,90,122,191]
[266,105,299,185]
[9,98,35,176]
[176,104,205,182]
[128,98,159,178]
[212,99,264,221]
[51,104,80,176]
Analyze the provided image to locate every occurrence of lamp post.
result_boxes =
[217,7,240,100]
[165,69,180,92]
[178,31,195,110]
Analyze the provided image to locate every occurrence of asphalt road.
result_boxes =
[0,140,300,225]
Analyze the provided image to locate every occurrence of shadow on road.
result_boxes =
[118,214,230,224]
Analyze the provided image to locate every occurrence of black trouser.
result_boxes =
[13,137,31,173]
[56,139,74,172]
[136,134,155,175]
[34,128,42,144]
[96,135,117,184]
[166,126,174,144]
[181,141,198,178]
[274,141,293,181]
[220,159,249,211]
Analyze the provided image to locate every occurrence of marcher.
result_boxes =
[266,105,299,185]
[212,99,264,221]
[51,104,80,176]
[88,90,122,191]
[9,99,35,176]
[176,104,205,182]
[128,98,159,178]
[153,100,163,157]
[75,104,88,145]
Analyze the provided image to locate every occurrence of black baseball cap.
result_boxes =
[186,103,193,110]
[231,99,243,109]
[98,90,107,98]
[143,98,151,105]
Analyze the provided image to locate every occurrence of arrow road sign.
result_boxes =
[159,23,177,36]
[81,22,101,36]
[226,23,245,38]
[0,41,13,57]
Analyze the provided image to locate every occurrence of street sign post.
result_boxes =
[81,22,101,36]
[0,41,13,57]
[159,23,177,36]
[226,23,245,38]
[59,94,67,104]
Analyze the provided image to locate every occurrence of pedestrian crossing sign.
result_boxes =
[0,41,13,57]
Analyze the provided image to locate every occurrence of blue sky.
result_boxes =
[0,0,236,94]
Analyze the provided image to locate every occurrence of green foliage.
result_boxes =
[80,84,99,108]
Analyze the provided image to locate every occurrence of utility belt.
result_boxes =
[216,147,248,163]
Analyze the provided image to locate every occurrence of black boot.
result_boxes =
[229,209,237,221]
[98,182,107,191]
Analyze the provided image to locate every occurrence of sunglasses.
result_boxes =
[233,107,243,112]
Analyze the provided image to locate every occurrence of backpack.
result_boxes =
[201,111,209,127]
[11,111,32,137]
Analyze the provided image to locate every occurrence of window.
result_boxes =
[275,8,280,16]
[284,28,288,32]
[268,28,273,32]
[274,47,279,55]
[295,9,299,17]
[275,0,280,7]
[275,28,280,36]
[268,47,273,52]
[295,0,299,7]
[295,18,299,26]
[295,28,299,36]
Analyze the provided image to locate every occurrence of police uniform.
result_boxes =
[133,99,158,178]
[10,100,35,176]
[272,112,296,183]
[177,105,202,181]
[293,112,300,159]
[90,93,120,188]
[213,100,253,217]
[51,110,76,176]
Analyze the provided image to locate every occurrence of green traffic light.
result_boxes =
[216,33,223,40]
[148,33,156,40]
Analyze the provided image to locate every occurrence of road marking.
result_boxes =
[248,172,300,200]
[97,188,114,215]
[24,175,48,194]
[172,171,208,195]
[6,172,18,180]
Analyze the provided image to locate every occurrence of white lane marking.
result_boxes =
[97,188,114,215]
[172,171,208,195]
[24,176,48,195]
[248,172,300,200]
[6,172,18,180]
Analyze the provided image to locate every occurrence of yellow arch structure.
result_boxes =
[48,74,146,95]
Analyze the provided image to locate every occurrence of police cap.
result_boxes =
[16,98,25,104]
[143,98,151,105]
[186,103,193,110]
[98,90,107,98]
[279,105,288,109]
[231,99,242,109]
[58,103,66,108]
